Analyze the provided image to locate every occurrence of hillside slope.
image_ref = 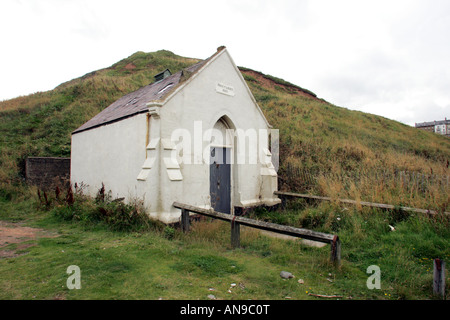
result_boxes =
[0,50,449,211]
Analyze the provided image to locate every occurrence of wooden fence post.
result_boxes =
[433,259,445,298]
[181,209,190,233]
[331,236,341,267]
[231,218,240,249]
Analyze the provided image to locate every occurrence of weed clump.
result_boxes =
[40,183,153,232]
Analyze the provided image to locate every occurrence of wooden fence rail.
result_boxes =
[274,191,450,216]
[173,202,341,266]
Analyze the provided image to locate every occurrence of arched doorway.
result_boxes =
[210,117,233,214]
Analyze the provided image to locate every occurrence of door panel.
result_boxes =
[210,147,231,214]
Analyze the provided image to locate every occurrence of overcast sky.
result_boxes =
[1,0,449,126]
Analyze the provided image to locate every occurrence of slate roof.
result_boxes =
[72,58,208,134]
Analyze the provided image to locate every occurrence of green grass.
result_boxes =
[0,199,329,300]
[249,202,450,300]
[1,190,448,300]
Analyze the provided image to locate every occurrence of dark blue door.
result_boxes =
[210,147,231,214]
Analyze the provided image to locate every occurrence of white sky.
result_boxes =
[1,0,449,126]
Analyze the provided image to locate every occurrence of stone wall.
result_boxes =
[25,157,70,190]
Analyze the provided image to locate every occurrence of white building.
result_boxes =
[71,47,280,224]
[415,118,450,137]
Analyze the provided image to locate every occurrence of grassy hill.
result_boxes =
[0,49,449,300]
[1,49,449,211]
[240,68,449,212]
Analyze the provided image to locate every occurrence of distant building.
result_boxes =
[415,118,450,137]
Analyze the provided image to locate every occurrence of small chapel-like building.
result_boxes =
[71,47,280,223]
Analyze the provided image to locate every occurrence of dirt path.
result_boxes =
[0,220,58,258]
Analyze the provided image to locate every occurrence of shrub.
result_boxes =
[48,185,151,232]
[163,226,175,240]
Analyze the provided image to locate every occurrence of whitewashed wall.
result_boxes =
[70,113,150,204]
